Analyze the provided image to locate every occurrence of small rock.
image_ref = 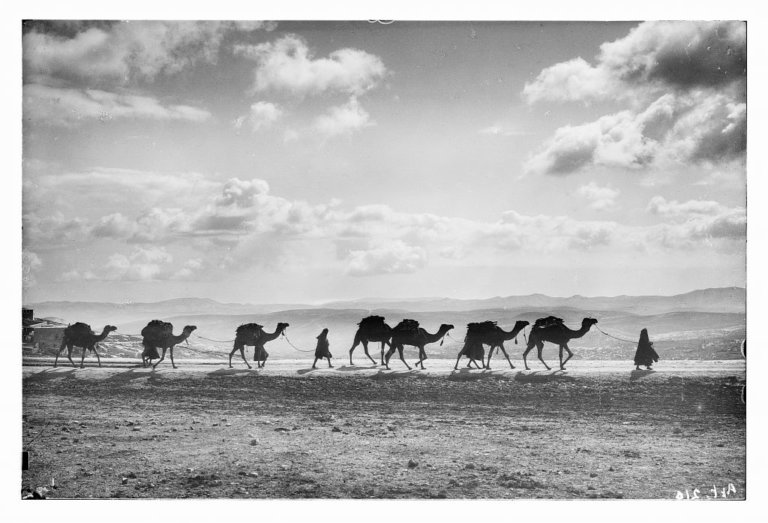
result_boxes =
[590,473,598,478]
[587,486,595,491]
[408,460,419,469]
[124,471,137,478]
[126,421,135,426]
[247,472,259,477]
[608,466,615,472]
[274,427,290,432]
[465,463,475,470]
[132,427,141,431]
[225,423,232,427]
[250,439,259,446]
[121,477,128,485]
[331,427,342,433]
[186,468,195,473]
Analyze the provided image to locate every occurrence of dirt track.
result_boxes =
[22,359,746,499]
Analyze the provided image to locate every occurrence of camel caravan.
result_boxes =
[52,314,600,371]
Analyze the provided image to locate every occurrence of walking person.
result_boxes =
[312,328,333,369]
[634,328,659,370]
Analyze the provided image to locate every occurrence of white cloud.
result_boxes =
[24,84,211,126]
[525,92,745,176]
[577,182,620,211]
[313,97,373,137]
[23,21,272,87]
[235,34,387,97]
[234,101,283,132]
[346,240,428,276]
[523,21,746,176]
[524,21,745,105]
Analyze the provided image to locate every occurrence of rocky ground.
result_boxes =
[21,359,745,500]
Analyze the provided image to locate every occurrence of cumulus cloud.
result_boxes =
[23,21,273,87]
[235,34,387,97]
[524,21,746,176]
[525,91,745,176]
[524,21,745,105]
[24,84,211,126]
[234,101,283,132]
[346,240,428,276]
[577,182,620,211]
[313,97,373,137]
[645,196,745,247]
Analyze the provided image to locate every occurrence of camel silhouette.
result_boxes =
[140,321,197,369]
[250,323,289,368]
[54,323,117,368]
[385,322,454,370]
[229,323,263,369]
[522,317,598,370]
[349,316,392,366]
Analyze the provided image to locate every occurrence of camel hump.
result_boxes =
[359,315,386,328]
[393,319,420,332]
[141,319,173,340]
[467,321,497,334]
[533,316,564,329]
[236,323,263,335]
[67,322,92,336]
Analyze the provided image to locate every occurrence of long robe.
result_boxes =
[634,329,659,367]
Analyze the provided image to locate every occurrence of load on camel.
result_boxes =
[54,322,117,368]
[385,319,454,370]
[140,320,197,369]
[249,322,289,368]
[229,323,263,369]
[349,315,393,366]
[455,321,497,370]
[523,316,598,371]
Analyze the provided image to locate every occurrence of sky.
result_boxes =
[21,20,747,304]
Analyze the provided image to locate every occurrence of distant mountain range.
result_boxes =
[28,287,745,328]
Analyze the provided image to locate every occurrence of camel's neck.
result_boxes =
[172,331,192,343]
[501,324,526,340]
[95,329,112,342]
[263,328,283,341]
[423,326,450,343]
[567,323,593,339]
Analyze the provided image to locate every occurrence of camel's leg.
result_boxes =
[229,344,251,369]
[536,342,551,371]
[153,348,167,369]
[327,357,333,368]
[454,353,463,370]
[498,344,515,369]
[312,357,318,369]
[54,341,67,367]
[561,344,574,370]
[80,347,87,368]
[348,335,361,365]
[522,343,534,370]
[93,345,102,367]
[384,345,397,369]
[486,346,495,369]
[361,341,377,365]
[417,346,427,369]
[66,345,76,368]
[381,342,387,366]
[397,346,412,370]
[169,347,177,369]
[262,353,269,368]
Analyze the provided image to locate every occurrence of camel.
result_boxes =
[228,323,264,369]
[54,323,117,368]
[251,322,289,368]
[349,315,392,366]
[385,322,454,370]
[140,320,197,369]
[522,317,598,370]
[482,320,530,369]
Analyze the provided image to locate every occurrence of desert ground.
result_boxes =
[22,357,745,500]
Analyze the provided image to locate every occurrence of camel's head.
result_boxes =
[440,324,455,332]
[584,318,598,327]
[277,322,289,333]
[515,320,530,329]
[183,325,198,335]
[105,325,118,333]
